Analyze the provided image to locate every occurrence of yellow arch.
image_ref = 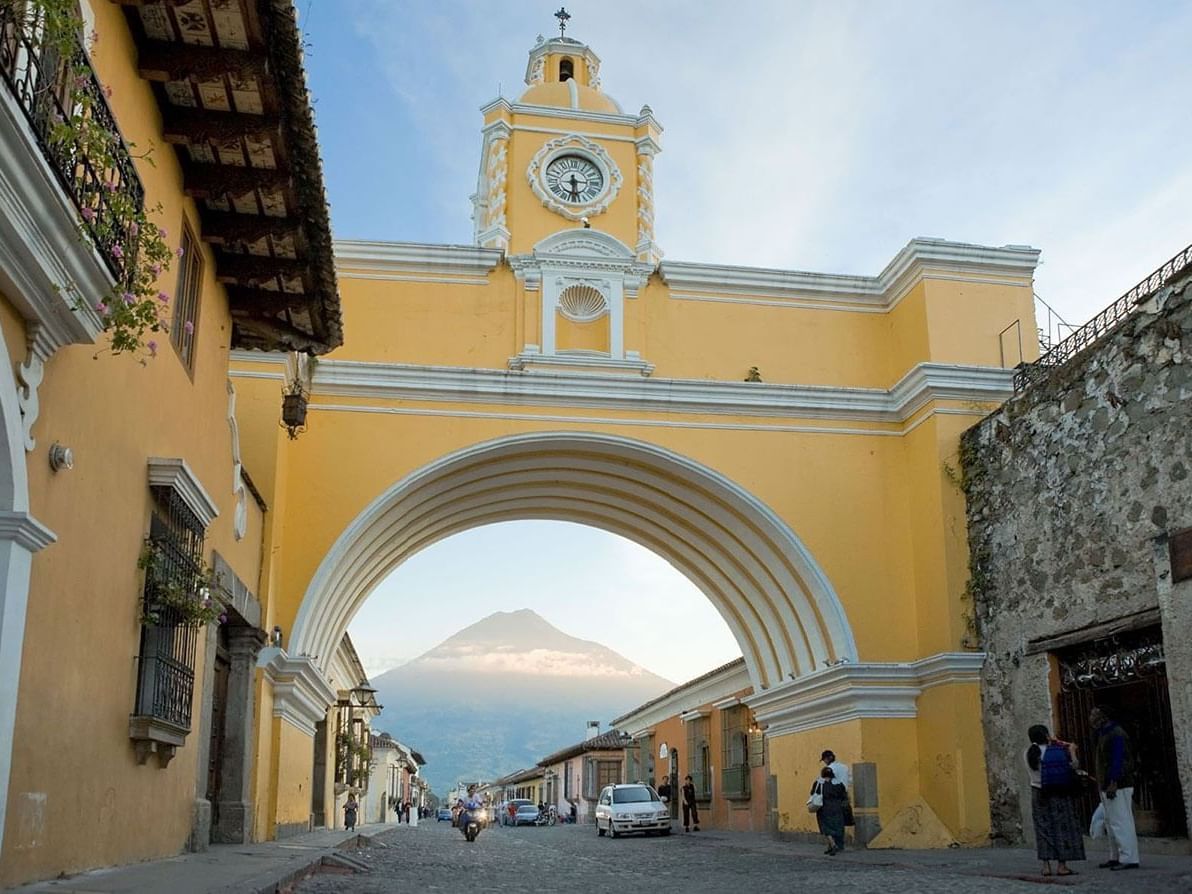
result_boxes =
[290,431,856,691]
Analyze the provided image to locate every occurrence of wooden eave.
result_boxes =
[122,0,343,354]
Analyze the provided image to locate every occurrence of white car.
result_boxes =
[595,784,672,838]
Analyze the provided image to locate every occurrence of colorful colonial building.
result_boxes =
[2,5,1050,885]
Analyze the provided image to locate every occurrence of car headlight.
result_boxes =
[657,811,669,819]
[613,812,628,820]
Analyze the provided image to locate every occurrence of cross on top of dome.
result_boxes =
[554,7,571,37]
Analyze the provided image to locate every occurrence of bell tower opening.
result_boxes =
[559,57,574,81]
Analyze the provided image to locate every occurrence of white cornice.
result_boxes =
[613,660,751,734]
[335,240,503,281]
[0,511,56,552]
[660,239,1039,309]
[259,648,338,737]
[147,457,219,529]
[230,355,1012,425]
[710,696,741,710]
[679,709,710,722]
[507,101,640,127]
[0,88,107,353]
[745,652,986,737]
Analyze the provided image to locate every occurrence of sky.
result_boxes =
[345,521,742,683]
[309,1,1192,681]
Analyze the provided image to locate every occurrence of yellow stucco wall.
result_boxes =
[0,2,265,885]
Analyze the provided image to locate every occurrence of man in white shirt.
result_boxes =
[822,750,850,788]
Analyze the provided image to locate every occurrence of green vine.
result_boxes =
[137,540,223,626]
[22,0,178,360]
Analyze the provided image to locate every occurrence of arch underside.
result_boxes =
[292,433,857,692]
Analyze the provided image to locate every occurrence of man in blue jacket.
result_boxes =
[1090,706,1139,871]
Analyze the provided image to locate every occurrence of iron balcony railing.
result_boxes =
[0,3,143,282]
[1014,241,1192,392]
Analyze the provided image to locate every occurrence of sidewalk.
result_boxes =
[690,829,1192,887]
[7,822,410,894]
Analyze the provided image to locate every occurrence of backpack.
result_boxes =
[1039,743,1075,793]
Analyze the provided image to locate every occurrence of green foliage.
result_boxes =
[22,0,177,360]
[137,540,222,626]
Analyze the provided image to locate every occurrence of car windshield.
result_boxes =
[612,786,656,804]
[516,805,538,813]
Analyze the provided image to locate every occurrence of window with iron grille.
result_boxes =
[563,760,573,799]
[685,715,711,799]
[721,704,751,799]
[171,221,202,371]
[133,487,206,730]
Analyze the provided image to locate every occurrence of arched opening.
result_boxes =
[559,57,574,81]
[291,432,856,694]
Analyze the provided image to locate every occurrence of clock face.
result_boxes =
[544,154,604,204]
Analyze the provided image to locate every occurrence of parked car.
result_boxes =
[436,807,453,822]
[512,803,541,826]
[501,798,535,825]
[594,784,671,838]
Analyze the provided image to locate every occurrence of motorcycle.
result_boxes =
[459,805,486,843]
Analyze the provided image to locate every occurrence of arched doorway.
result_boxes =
[290,431,858,692]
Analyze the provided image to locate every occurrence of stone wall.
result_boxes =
[960,268,1192,843]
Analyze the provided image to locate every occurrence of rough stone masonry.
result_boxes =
[960,265,1192,845]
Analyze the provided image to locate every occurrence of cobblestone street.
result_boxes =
[292,822,1192,894]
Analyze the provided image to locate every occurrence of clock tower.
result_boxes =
[472,29,662,263]
[472,22,663,374]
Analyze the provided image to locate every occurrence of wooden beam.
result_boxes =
[200,212,303,246]
[224,285,313,309]
[230,315,327,354]
[184,164,289,199]
[216,255,307,286]
[162,108,279,146]
[1025,608,1162,655]
[137,41,266,83]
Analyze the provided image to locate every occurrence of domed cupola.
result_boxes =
[517,23,622,115]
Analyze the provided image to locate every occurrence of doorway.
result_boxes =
[1054,626,1186,838]
[206,627,230,839]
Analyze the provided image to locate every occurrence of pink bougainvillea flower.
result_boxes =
[150,263,162,277]
[146,340,157,357]
[183,320,194,335]
[80,207,95,222]
[157,291,170,304]
[105,180,118,192]
[111,244,123,259]
[102,84,113,98]
[176,246,185,258]
[74,75,87,90]
[121,291,135,305]
[95,302,108,314]
[157,227,168,239]
[128,221,139,237]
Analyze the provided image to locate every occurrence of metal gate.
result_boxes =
[1055,627,1186,838]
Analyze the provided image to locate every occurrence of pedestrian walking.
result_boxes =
[1025,724,1085,877]
[1090,706,1139,871]
[681,774,701,832]
[811,767,848,855]
[404,801,413,824]
[821,749,850,789]
[344,793,359,831]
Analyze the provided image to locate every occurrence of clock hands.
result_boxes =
[566,173,581,201]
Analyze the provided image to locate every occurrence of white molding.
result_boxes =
[335,241,502,280]
[710,696,741,710]
[614,660,752,734]
[526,134,623,222]
[507,350,655,377]
[482,97,643,128]
[226,381,248,541]
[258,648,337,738]
[0,511,56,552]
[146,457,219,529]
[660,239,1039,310]
[745,652,986,737]
[679,708,710,722]
[243,359,1011,424]
[0,86,107,351]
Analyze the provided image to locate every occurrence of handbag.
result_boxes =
[806,781,824,813]
[843,803,855,827]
